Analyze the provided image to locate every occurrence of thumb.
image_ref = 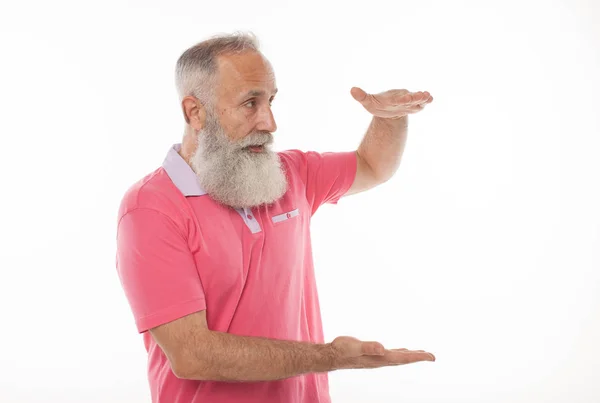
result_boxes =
[361,341,385,356]
[350,87,369,104]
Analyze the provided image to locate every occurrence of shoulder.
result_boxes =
[278,149,357,175]
[278,149,317,178]
[278,149,306,168]
[117,167,189,225]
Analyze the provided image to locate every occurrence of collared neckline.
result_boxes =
[162,143,207,196]
[162,143,262,234]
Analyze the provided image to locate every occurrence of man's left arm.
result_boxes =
[345,87,433,196]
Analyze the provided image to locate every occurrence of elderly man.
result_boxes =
[116,32,434,403]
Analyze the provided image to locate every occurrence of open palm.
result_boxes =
[351,87,433,119]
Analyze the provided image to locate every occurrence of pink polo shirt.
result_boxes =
[115,144,357,403]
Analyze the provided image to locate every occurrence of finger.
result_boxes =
[393,92,414,105]
[361,341,385,356]
[411,91,432,105]
[421,93,433,105]
[419,91,431,104]
[402,352,435,364]
[389,348,429,355]
[414,91,429,104]
[393,349,426,353]
[387,350,435,364]
[350,87,370,104]
[413,350,435,360]
[409,91,422,104]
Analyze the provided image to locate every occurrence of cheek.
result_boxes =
[220,110,254,140]
[230,122,255,141]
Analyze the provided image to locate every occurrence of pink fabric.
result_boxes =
[116,146,357,403]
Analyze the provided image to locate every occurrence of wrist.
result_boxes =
[318,343,339,372]
[376,114,408,128]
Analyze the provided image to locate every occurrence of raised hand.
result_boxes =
[330,336,435,370]
[350,87,433,119]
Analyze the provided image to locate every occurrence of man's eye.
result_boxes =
[245,100,255,108]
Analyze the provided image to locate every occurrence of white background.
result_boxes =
[0,0,599,402]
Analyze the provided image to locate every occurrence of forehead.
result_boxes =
[215,51,277,101]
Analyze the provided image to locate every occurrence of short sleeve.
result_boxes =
[280,150,357,215]
[116,208,206,333]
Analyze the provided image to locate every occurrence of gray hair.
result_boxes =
[175,32,261,108]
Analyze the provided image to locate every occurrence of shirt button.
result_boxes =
[247,214,253,220]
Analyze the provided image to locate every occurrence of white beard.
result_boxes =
[190,112,288,209]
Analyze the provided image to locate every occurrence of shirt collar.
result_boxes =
[162,143,207,196]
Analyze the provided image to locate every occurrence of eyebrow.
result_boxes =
[242,88,278,98]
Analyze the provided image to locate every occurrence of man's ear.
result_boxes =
[181,96,206,130]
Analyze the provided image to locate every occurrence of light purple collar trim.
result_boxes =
[162,143,207,196]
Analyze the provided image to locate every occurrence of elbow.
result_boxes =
[172,362,212,381]
[358,152,395,186]
[372,164,399,184]
[373,171,392,184]
[172,363,225,382]
[369,167,394,187]
[371,160,399,184]
[169,350,210,381]
[171,362,195,380]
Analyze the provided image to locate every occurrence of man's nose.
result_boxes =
[256,107,277,133]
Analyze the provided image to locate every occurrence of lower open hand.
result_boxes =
[330,336,435,370]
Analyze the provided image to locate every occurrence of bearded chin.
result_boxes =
[190,125,288,209]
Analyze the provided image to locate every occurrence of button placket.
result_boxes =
[236,207,261,234]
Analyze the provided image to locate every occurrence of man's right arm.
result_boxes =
[151,310,435,382]
[150,310,336,382]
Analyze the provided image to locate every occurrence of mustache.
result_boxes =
[235,131,274,149]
